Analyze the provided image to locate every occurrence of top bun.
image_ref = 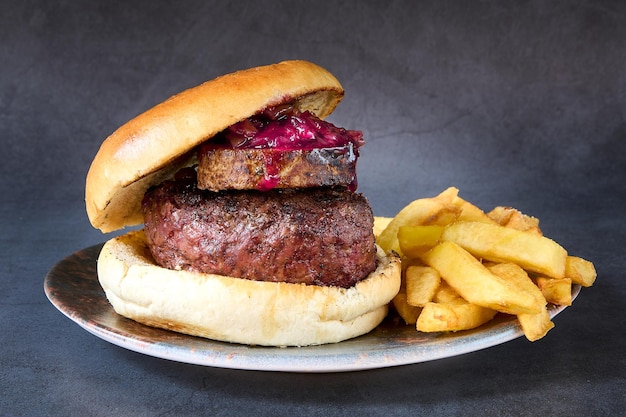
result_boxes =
[86,60,344,232]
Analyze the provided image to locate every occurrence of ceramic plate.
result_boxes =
[45,244,580,372]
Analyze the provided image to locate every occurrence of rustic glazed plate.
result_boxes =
[45,244,580,373]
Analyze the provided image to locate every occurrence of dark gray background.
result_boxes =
[2,1,625,416]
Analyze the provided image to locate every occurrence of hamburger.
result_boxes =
[86,60,401,347]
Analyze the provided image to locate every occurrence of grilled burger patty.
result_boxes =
[197,145,359,192]
[196,105,364,192]
[141,171,378,288]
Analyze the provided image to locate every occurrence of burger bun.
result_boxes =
[97,230,402,347]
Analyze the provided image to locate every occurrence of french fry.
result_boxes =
[486,206,515,225]
[453,196,498,224]
[391,291,421,325]
[516,307,554,342]
[378,187,596,341]
[416,302,497,332]
[373,216,393,239]
[421,241,541,315]
[433,281,466,304]
[398,225,444,258]
[565,256,597,287]
[487,263,545,308]
[405,266,441,307]
[488,263,554,341]
[424,206,460,227]
[487,206,542,235]
[441,221,567,278]
[377,187,460,255]
[535,277,573,306]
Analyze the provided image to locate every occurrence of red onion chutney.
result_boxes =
[198,104,364,191]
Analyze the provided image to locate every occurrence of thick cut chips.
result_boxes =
[404,266,440,307]
[421,241,541,315]
[441,222,567,278]
[377,187,460,255]
[379,187,595,341]
[488,263,554,341]
[416,302,497,333]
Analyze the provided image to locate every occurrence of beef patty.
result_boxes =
[141,173,378,288]
[196,145,358,192]
[196,105,363,192]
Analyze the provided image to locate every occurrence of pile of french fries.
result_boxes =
[374,187,596,341]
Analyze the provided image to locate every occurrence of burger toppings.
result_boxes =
[197,104,364,192]
[142,102,378,288]
[142,105,376,288]
[206,104,364,151]
[141,173,377,288]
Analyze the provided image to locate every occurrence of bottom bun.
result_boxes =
[97,230,401,347]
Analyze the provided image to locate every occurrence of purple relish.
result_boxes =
[206,104,364,152]
[202,104,363,191]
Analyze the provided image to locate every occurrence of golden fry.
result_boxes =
[398,225,444,258]
[536,277,573,306]
[377,187,460,255]
[391,291,421,325]
[487,263,545,307]
[488,263,554,341]
[373,216,393,239]
[487,206,542,235]
[517,307,554,341]
[405,266,441,307]
[433,281,466,304]
[416,302,497,332]
[421,241,541,315]
[453,196,497,224]
[565,256,597,287]
[379,187,596,341]
[441,221,567,278]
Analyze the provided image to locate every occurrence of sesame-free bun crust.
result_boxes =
[86,60,344,232]
[97,230,402,347]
